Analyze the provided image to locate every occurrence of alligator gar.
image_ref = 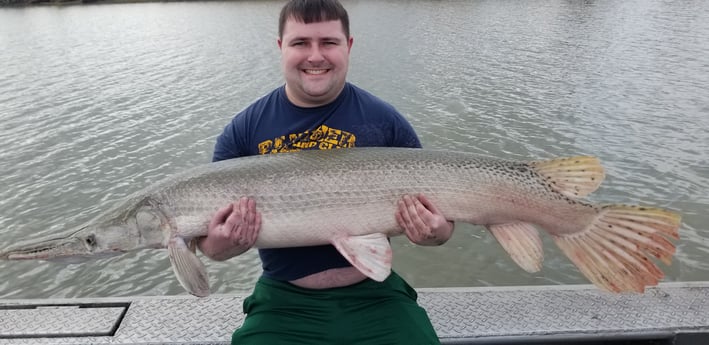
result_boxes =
[0,147,681,297]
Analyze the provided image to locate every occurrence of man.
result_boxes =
[198,0,454,343]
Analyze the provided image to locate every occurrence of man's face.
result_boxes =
[278,18,353,107]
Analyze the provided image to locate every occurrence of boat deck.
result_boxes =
[1,282,708,344]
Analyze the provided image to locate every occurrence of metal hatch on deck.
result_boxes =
[0,302,129,339]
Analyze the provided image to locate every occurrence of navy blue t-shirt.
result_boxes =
[213,82,421,281]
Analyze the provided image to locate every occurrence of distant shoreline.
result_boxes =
[1,0,163,6]
[1,0,247,7]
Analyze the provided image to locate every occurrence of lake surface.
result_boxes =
[1,0,708,299]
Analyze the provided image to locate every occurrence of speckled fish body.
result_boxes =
[1,147,680,296]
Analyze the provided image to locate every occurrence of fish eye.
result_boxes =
[85,235,96,247]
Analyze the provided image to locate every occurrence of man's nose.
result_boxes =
[307,45,325,62]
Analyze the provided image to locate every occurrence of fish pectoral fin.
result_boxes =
[331,233,393,282]
[529,156,605,198]
[487,223,544,273]
[168,237,210,297]
[188,238,198,254]
[553,204,681,293]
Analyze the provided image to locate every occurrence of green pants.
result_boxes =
[231,271,440,345]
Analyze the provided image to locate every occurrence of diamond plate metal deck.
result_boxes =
[418,282,709,344]
[0,303,127,339]
[1,282,707,344]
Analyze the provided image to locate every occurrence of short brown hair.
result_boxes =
[278,0,350,39]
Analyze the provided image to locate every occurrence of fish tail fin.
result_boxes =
[530,156,605,198]
[553,204,681,293]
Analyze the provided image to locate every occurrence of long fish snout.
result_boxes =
[1,236,91,262]
[0,226,108,262]
[1,221,147,263]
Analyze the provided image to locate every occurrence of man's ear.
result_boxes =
[278,38,283,50]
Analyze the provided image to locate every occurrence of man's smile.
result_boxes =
[303,69,329,75]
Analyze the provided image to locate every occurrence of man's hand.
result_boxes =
[396,194,454,246]
[197,197,261,261]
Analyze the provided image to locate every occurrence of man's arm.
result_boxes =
[396,194,455,246]
[198,197,261,261]
[200,109,262,261]
[387,111,453,245]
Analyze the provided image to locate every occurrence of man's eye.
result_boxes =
[292,41,305,46]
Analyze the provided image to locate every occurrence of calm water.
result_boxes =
[1,0,708,299]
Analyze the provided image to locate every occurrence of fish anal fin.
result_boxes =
[530,156,605,198]
[553,204,681,293]
[168,236,210,297]
[331,233,393,282]
[488,223,544,273]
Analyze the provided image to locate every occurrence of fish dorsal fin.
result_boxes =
[168,236,210,297]
[488,223,544,273]
[529,156,605,198]
[331,233,393,282]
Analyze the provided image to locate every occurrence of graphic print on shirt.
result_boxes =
[258,124,356,154]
